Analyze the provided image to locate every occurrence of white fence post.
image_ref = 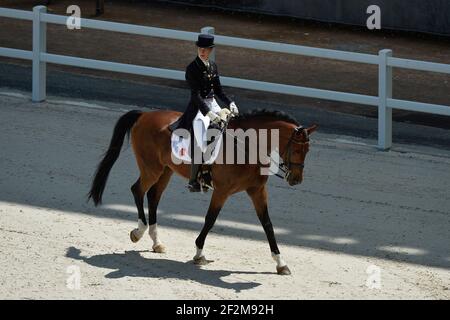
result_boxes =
[378,49,393,150]
[32,5,47,102]
[201,26,215,62]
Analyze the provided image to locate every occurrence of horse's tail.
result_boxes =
[87,110,143,206]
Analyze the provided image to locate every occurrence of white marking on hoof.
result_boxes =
[152,243,166,253]
[276,265,291,275]
[193,247,204,260]
[130,230,139,243]
[192,247,213,265]
[272,253,287,268]
[148,223,164,250]
[130,219,147,243]
[193,256,209,265]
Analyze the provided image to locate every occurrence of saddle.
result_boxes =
[168,118,181,133]
[169,115,231,192]
[167,109,229,133]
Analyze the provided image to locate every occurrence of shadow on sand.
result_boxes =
[66,247,267,292]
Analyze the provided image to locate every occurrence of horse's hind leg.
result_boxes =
[146,167,173,253]
[247,185,291,275]
[129,174,159,243]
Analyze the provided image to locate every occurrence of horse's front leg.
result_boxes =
[129,177,150,243]
[193,190,228,265]
[247,185,291,275]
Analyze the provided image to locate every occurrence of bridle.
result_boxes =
[222,117,310,181]
[274,126,310,181]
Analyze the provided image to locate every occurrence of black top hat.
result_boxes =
[196,34,215,48]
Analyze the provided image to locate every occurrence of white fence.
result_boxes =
[1,5,449,150]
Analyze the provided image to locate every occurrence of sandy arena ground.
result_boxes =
[0,89,449,299]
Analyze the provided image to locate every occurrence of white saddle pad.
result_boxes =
[171,98,223,164]
[171,131,222,164]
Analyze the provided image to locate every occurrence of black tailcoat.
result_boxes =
[175,56,233,131]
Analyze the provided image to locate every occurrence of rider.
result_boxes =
[175,33,239,192]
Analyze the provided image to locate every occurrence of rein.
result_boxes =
[221,117,309,181]
[274,126,309,181]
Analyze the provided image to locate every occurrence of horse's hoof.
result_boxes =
[193,256,211,265]
[152,244,166,253]
[130,229,140,243]
[276,265,291,275]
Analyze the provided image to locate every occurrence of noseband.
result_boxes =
[275,126,309,181]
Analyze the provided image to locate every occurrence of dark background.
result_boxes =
[161,0,450,36]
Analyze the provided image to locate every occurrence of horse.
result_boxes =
[87,109,317,275]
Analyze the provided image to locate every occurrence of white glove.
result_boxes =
[206,111,221,124]
[218,108,231,121]
[229,102,239,114]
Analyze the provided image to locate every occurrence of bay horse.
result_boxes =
[87,109,317,275]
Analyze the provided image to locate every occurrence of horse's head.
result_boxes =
[281,124,317,186]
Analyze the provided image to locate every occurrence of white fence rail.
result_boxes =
[1,5,449,150]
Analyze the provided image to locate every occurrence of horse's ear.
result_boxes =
[307,124,318,134]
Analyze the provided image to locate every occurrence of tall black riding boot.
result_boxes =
[188,129,202,192]
[188,163,202,192]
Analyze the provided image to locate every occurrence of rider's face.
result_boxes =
[198,47,213,61]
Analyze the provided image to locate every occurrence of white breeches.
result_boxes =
[193,98,222,152]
